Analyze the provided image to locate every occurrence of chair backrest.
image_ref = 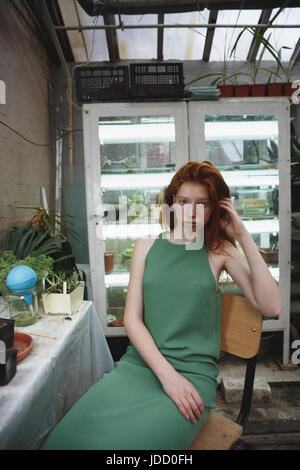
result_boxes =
[221,293,263,359]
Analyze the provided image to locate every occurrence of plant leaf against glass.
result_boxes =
[230,27,284,83]
[215,0,246,80]
[273,46,298,83]
[186,72,228,86]
[244,65,282,85]
[259,67,282,84]
[252,32,272,84]
[186,0,246,87]
[216,71,251,85]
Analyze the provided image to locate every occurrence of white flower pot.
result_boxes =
[42,281,85,315]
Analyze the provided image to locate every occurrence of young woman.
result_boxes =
[41,161,281,450]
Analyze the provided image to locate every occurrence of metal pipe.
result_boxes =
[54,23,300,30]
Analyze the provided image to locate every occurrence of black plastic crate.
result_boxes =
[75,66,130,102]
[130,63,184,99]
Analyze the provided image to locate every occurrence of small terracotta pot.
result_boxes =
[250,83,266,97]
[110,318,124,327]
[259,249,279,263]
[234,84,250,97]
[282,82,298,97]
[266,83,283,96]
[217,85,234,97]
[104,252,115,272]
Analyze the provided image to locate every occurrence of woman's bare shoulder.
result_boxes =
[135,234,159,258]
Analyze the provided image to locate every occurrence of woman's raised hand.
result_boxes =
[219,197,247,240]
[159,369,204,424]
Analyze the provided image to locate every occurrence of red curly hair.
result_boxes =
[159,160,236,254]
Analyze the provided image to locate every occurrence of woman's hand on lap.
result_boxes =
[159,370,204,424]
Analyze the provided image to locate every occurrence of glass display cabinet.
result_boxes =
[189,98,290,365]
[82,98,291,364]
[82,102,188,337]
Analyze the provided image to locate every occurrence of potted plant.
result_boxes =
[0,251,54,298]
[2,206,78,275]
[186,46,256,97]
[104,252,115,272]
[259,242,279,264]
[20,205,78,274]
[185,3,249,97]
[269,45,299,97]
[230,26,299,98]
[101,156,112,171]
[127,191,150,223]
[230,27,282,97]
[102,237,115,272]
[1,225,67,263]
[108,156,136,171]
[41,272,85,315]
[215,71,249,97]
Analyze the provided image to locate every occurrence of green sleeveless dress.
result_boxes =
[41,231,222,450]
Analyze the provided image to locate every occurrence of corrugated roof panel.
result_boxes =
[210,9,262,61]
[116,14,157,59]
[58,0,88,61]
[164,10,209,60]
[66,4,299,63]
[77,5,109,61]
[260,7,300,62]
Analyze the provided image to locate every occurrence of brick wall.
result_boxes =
[0,1,54,244]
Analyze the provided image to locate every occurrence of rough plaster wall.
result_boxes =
[0,1,54,245]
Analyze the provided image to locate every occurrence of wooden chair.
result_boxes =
[189,293,263,450]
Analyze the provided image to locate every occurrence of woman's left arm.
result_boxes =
[219,197,282,318]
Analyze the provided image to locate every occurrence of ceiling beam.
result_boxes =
[76,0,300,16]
[157,13,164,61]
[291,37,300,62]
[202,9,218,62]
[54,22,300,31]
[57,0,88,62]
[246,9,273,62]
[246,0,291,62]
[103,14,120,61]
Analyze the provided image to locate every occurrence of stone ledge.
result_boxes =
[214,398,300,435]
[218,355,300,385]
[220,377,272,403]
